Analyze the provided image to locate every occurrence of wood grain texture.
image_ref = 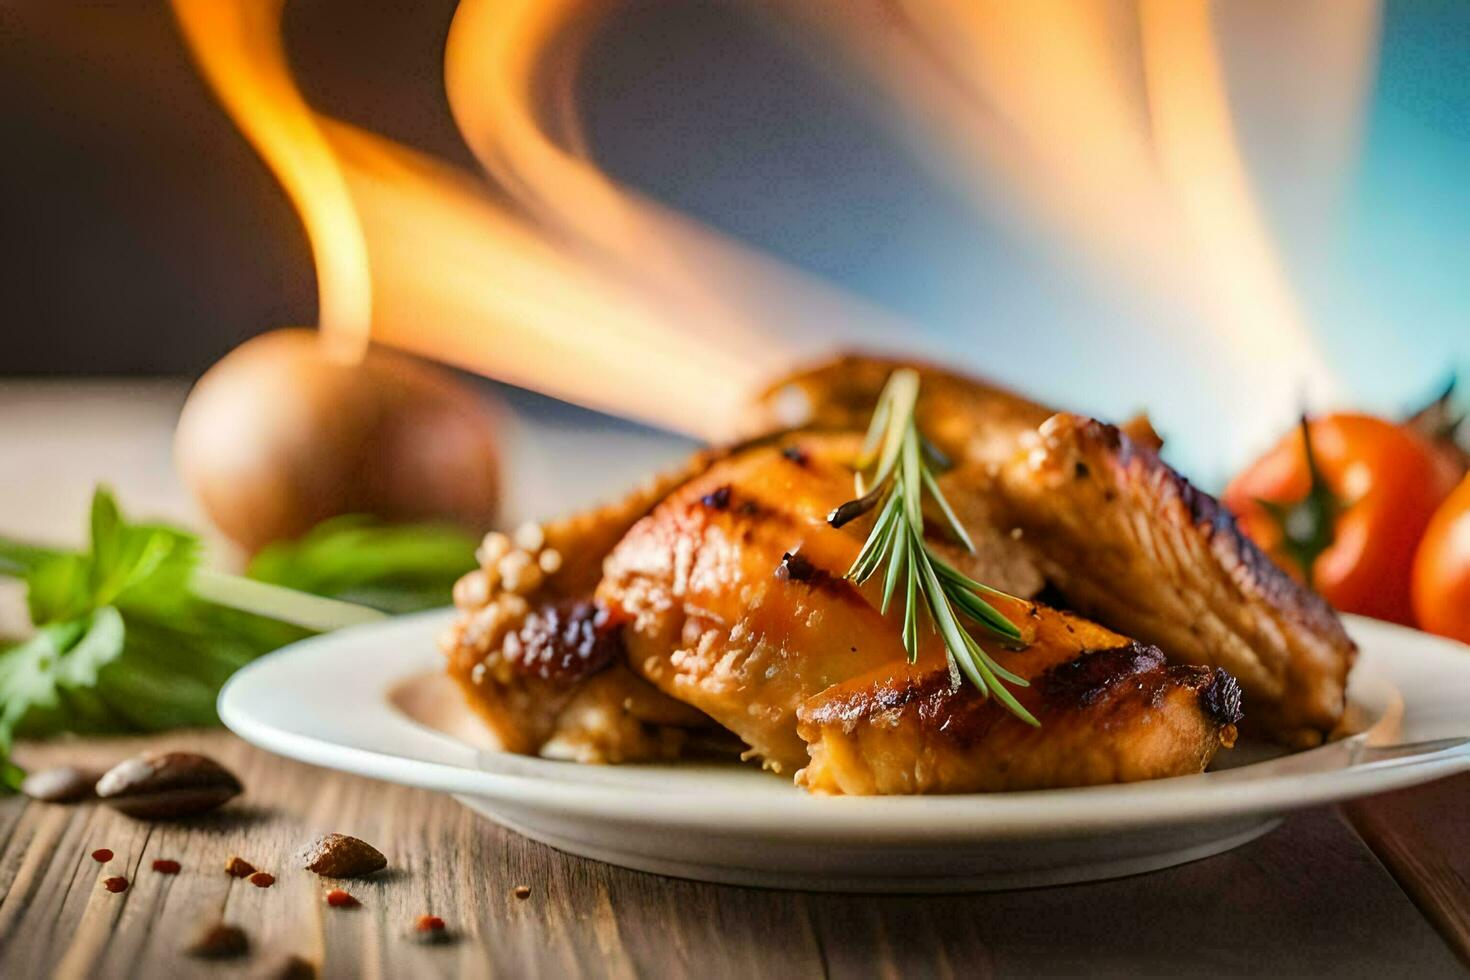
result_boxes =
[1345,773,1470,969]
[0,731,1463,978]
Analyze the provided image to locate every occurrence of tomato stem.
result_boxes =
[1254,415,1344,588]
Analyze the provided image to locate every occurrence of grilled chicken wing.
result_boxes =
[597,432,1240,789]
[994,414,1353,747]
[752,354,1355,747]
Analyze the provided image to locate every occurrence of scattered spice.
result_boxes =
[91,848,114,863]
[249,872,275,888]
[96,751,242,820]
[152,859,182,875]
[21,766,99,803]
[225,856,257,877]
[303,833,386,878]
[103,876,129,893]
[411,914,452,945]
[513,885,531,900]
[325,889,358,908]
[185,921,249,960]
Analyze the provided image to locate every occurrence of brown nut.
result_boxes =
[20,766,99,803]
[96,752,242,819]
[303,833,386,878]
[185,921,249,960]
[274,955,318,979]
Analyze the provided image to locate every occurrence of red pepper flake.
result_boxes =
[91,848,114,863]
[103,876,129,893]
[415,915,445,933]
[152,859,182,875]
[513,885,531,900]
[249,872,275,888]
[224,856,256,878]
[325,888,358,908]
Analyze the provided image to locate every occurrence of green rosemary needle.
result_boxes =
[826,369,1038,726]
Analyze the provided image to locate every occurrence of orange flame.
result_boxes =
[172,0,371,363]
[174,0,1378,453]
[170,0,903,439]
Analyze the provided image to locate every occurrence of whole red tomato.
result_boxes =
[1224,414,1457,626]
[1412,474,1470,643]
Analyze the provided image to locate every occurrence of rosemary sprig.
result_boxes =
[826,370,1037,726]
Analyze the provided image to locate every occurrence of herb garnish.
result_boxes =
[825,369,1036,725]
[0,489,480,790]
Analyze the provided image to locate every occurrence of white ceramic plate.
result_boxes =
[219,610,1470,892]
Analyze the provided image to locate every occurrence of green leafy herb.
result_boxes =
[0,489,462,790]
[247,516,478,615]
[826,369,1036,725]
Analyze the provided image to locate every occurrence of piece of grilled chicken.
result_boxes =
[442,429,1241,791]
[598,432,1241,790]
[440,455,719,762]
[750,355,1355,747]
[801,628,1238,795]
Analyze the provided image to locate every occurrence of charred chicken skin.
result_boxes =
[800,629,1240,796]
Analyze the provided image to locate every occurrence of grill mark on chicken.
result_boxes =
[781,445,810,467]
[1040,643,1166,708]
[775,551,865,606]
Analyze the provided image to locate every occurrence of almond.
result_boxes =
[303,833,386,878]
[96,752,241,819]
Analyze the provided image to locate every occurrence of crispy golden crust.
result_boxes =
[797,611,1240,795]
[995,414,1354,747]
[440,454,722,759]
[744,353,1052,467]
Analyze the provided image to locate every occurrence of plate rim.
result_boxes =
[218,609,1470,842]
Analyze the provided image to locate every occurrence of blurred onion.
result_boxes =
[175,329,500,553]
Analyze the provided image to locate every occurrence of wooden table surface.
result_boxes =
[2,381,1470,978]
